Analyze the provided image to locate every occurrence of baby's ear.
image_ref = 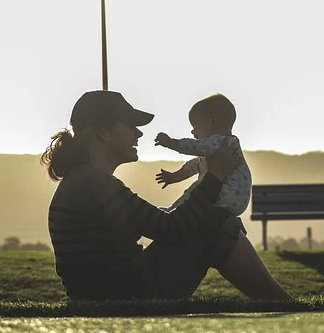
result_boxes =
[210,113,218,125]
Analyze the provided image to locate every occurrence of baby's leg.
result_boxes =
[217,231,292,300]
[216,189,249,216]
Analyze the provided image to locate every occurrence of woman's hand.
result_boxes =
[205,138,242,181]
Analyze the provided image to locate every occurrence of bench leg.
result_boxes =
[262,220,268,251]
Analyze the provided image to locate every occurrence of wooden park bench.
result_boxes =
[250,184,324,250]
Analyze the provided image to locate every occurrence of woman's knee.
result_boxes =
[209,215,245,269]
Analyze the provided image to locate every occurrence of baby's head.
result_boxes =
[189,93,236,139]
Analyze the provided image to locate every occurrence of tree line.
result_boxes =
[0,237,50,251]
[255,236,324,251]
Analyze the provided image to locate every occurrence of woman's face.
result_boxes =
[107,121,143,164]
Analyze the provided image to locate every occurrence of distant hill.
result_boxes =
[0,151,324,248]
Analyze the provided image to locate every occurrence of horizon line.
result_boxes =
[1,149,324,162]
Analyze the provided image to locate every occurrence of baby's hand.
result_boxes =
[155,169,175,189]
[155,132,172,147]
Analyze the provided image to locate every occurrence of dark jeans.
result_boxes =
[135,208,246,299]
[67,209,245,301]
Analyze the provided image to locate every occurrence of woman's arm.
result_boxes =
[92,138,240,241]
[96,171,224,241]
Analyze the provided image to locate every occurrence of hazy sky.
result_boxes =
[1,0,323,161]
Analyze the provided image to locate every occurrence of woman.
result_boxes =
[41,90,291,301]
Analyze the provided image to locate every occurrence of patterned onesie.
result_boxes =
[164,134,252,216]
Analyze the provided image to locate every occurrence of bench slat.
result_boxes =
[253,203,324,213]
[251,213,324,221]
[252,184,324,194]
[253,194,324,203]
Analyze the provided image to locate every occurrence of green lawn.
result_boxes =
[0,250,66,302]
[1,250,324,317]
[1,250,324,302]
[1,313,324,333]
[1,250,324,332]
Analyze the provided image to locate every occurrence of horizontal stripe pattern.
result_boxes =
[49,164,223,298]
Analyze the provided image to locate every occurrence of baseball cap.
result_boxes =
[70,90,154,133]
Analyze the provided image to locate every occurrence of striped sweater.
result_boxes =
[48,164,224,298]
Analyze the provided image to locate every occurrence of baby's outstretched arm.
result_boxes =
[155,132,180,151]
[179,136,239,157]
[156,167,189,189]
[155,133,233,157]
[155,158,200,189]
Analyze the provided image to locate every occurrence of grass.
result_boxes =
[2,313,324,333]
[1,250,324,317]
[0,250,66,302]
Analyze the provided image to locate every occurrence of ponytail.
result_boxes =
[40,128,88,181]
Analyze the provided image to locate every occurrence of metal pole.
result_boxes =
[262,220,268,251]
[307,227,312,251]
[101,0,108,90]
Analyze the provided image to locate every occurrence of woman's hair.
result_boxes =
[40,128,91,182]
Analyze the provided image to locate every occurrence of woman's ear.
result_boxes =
[97,127,111,142]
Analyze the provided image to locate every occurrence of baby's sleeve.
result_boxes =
[181,157,201,178]
[178,135,225,157]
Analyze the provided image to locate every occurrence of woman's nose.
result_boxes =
[191,128,195,135]
[136,128,143,138]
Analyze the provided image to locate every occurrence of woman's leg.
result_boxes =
[141,232,211,299]
[217,231,292,300]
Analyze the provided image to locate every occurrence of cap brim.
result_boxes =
[130,109,155,126]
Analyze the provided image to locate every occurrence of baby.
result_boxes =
[155,93,252,215]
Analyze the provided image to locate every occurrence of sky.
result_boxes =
[0,0,323,161]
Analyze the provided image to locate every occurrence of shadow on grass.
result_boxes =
[1,296,324,317]
[277,251,324,275]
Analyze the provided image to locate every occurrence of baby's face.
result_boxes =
[189,112,213,140]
